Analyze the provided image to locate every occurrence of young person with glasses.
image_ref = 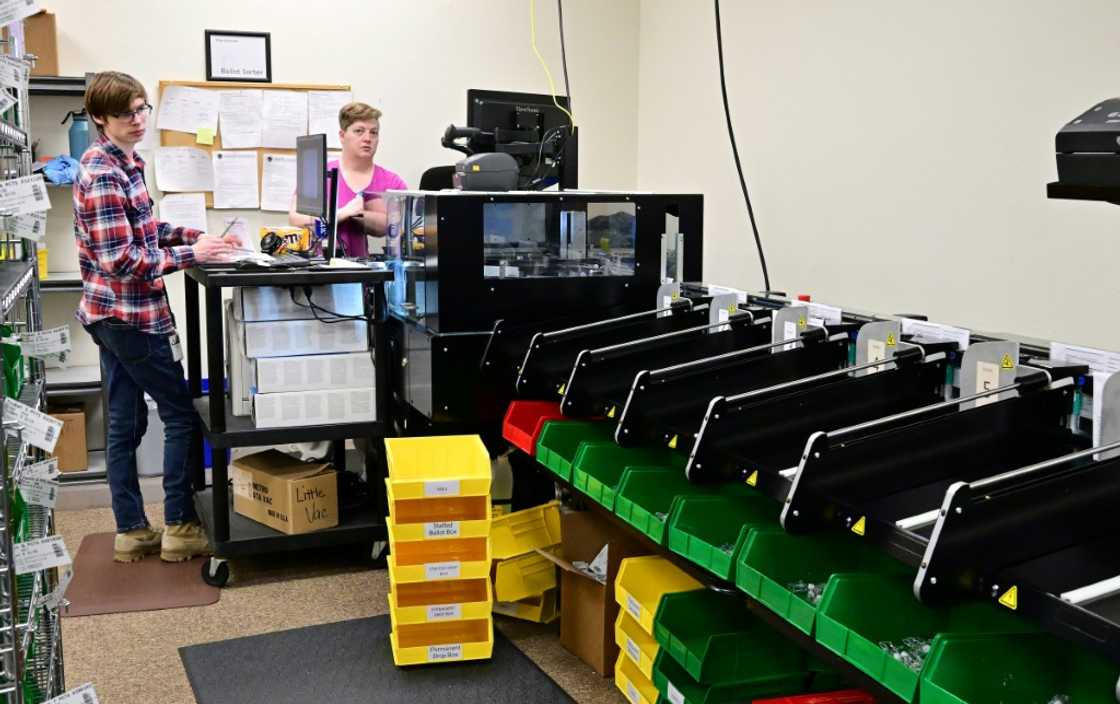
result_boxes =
[74,71,235,562]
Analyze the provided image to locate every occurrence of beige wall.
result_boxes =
[37,0,640,367]
[637,0,1120,351]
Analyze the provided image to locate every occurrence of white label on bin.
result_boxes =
[625,637,641,664]
[13,536,70,575]
[425,561,461,580]
[18,476,57,509]
[424,479,461,497]
[427,604,462,621]
[626,682,641,704]
[626,593,642,619]
[428,643,463,661]
[425,521,460,538]
[666,681,685,704]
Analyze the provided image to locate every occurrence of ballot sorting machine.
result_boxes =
[383,190,703,437]
[498,286,1120,693]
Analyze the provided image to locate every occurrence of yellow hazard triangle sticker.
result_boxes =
[886,333,897,346]
[1001,353,1015,370]
[557,383,566,396]
[668,434,678,449]
[746,470,759,487]
[607,406,617,419]
[999,586,1018,610]
[851,516,867,536]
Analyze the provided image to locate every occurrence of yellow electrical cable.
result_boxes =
[529,0,577,129]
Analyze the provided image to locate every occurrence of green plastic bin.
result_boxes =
[652,649,807,704]
[571,442,682,511]
[735,528,908,635]
[614,468,711,544]
[921,632,1120,704]
[667,494,780,580]
[1,323,23,399]
[815,573,1034,703]
[653,588,807,686]
[534,420,615,482]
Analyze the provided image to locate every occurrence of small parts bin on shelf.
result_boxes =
[385,435,493,666]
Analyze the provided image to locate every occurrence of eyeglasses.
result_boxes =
[109,103,152,121]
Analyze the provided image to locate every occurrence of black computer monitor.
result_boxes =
[467,89,578,189]
[296,134,327,219]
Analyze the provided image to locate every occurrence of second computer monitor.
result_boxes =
[296,133,327,220]
[467,89,578,189]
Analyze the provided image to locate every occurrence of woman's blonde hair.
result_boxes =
[339,102,382,131]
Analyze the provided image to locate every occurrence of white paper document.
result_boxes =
[21,458,60,482]
[0,0,41,26]
[4,212,46,241]
[13,535,71,575]
[308,91,353,149]
[3,397,63,453]
[0,175,50,216]
[212,151,259,209]
[159,193,208,232]
[262,90,308,149]
[260,153,297,211]
[218,89,263,149]
[156,85,220,135]
[901,318,971,351]
[44,683,98,704]
[0,55,29,90]
[17,476,57,509]
[155,147,215,192]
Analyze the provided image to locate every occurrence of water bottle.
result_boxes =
[60,110,92,159]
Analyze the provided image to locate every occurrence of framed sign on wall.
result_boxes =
[205,30,272,83]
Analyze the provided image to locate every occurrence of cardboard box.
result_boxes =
[25,12,58,77]
[234,284,363,322]
[231,450,338,534]
[225,300,253,416]
[252,387,376,429]
[537,509,649,676]
[242,318,368,358]
[48,407,87,472]
[253,351,374,394]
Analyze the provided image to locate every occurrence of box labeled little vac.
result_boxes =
[231,450,338,535]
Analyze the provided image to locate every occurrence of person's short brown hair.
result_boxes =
[339,102,381,132]
[84,71,147,133]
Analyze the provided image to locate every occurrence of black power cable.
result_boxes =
[714,0,771,293]
[557,0,572,112]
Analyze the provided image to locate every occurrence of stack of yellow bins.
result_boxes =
[490,500,562,623]
[384,436,494,666]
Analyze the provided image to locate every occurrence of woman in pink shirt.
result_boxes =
[289,102,407,257]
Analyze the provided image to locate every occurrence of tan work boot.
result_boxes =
[160,521,211,562]
[113,526,163,563]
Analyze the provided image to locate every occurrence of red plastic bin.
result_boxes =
[502,401,565,455]
[753,691,876,704]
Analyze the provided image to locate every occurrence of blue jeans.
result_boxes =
[86,319,200,533]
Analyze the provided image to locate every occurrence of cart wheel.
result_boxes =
[371,540,388,565]
[202,557,230,587]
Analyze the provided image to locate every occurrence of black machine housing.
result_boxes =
[1055,98,1120,187]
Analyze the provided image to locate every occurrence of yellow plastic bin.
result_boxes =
[492,587,559,624]
[615,651,660,704]
[616,610,660,680]
[490,500,562,560]
[387,533,492,584]
[615,556,703,635]
[493,550,558,603]
[389,610,494,666]
[388,578,493,625]
[386,481,492,542]
[384,435,492,500]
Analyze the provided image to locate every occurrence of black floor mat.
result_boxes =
[179,615,575,704]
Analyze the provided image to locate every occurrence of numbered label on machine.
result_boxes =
[3,397,63,453]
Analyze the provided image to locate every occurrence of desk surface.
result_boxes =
[187,263,394,288]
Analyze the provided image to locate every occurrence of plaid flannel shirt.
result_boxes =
[73,136,202,335]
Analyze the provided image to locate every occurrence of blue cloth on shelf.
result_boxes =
[42,154,79,185]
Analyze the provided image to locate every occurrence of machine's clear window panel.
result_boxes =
[482,201,636,278]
